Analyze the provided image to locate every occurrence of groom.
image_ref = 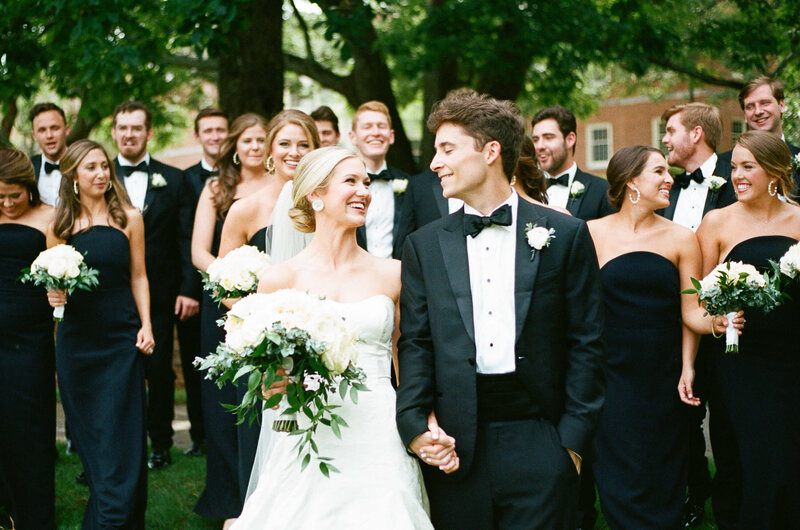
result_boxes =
[396,89,606,529]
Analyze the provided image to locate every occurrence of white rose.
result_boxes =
[526,226,552,250]
[47,256,70,279]
[151,173,167,188]
[779,243,800,278]
[569,181,585,197]
[707,176,726,190]
[391,179,408,194]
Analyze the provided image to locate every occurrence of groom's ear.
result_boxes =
[484,140,502,167]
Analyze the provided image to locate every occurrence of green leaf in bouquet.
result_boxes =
[302,403,314,420]
[264,393,282,409]
[319,462,331,478]
[331,413,348,429]
[234,365,254,382]
[301,453,311,471]
[338,378,348,399]
[350,386,359,404]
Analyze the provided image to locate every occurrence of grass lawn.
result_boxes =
[1,444,720,529]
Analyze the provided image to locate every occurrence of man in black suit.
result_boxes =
[659,101,737,528]
[180,108,228,457]
[310,105,341,147]
[397,89,605,529]
[532,106,614,221]
[111,101,197,470]
[718,76,800,193]
[348,101,410,259]
[30,102,70,206]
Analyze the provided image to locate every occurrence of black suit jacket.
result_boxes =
[564,169,615,221]
[32,154,43,180]
[355,164,410,258]
[183,162,214,206]
[658,156,738,221]
[115,157,198,303]
[719,141,800,195]
[396,199,606,478]
[394,169,447,254]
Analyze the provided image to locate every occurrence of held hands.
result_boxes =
[47,289,67,308]
[409,412,460,474]
[711,311,745,337]
[136,326,155,355]
[262,368,290,408]
[174,295,200,321]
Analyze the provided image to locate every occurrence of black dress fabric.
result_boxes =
[594,252,687,530]
[56,226,147,529]
[0,224,56,529]
[712,235,800,529]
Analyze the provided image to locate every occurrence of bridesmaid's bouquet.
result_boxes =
[684,260,782,353]
[200,245,271,305]
[195,289,367,476]
[773,241,800,281]
[19,244,100,321]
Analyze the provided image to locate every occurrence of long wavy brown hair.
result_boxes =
[515,136,547,203]
[53,139,131,240]
[212,113,269,217]
[0,148,40,207]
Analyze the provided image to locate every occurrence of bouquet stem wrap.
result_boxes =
[53,305,65,321]
[725,311,739,354]
[273,376,300,432]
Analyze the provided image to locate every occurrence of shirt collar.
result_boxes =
[544,162,577,180]
[200,157,215,172]
[698,153,718,180]
[118,152,151,167]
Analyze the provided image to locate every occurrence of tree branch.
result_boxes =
[283,52,355,102]
[289,0,315,61]
[770,49,797,78]
[647,56,744,90]
[161,54,218,72]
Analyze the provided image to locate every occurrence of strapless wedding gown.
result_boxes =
[233,294,432,529]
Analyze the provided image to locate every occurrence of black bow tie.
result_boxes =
[368,169,391,181]
[675,168,704,189]
[547,173,570,188]
[463,204,512,238]
[118,162,148,177]
[200,168,219,178]
[44,161,59,174]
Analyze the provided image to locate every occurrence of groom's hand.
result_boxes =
[409,412,460,474]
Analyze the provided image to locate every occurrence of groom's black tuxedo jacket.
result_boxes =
[114,158,197,303]
[355,164,410,259]
[396,198,606,478]
[656,156,737,221]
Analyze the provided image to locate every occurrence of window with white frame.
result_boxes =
[586,123,613,170]
[732,118,745,143]
[651,118,668,156]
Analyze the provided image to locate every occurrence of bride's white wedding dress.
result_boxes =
[232,294,432,529]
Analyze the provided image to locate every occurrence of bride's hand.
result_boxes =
[262,368,290,408]
[409,412,460,474]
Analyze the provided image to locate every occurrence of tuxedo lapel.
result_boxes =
[514,200,544,343]
[432,176,448,217]
[702,187,720,216]
[662,186,680,220]
[142,167,156,215]
[438,211,475,344]
[565,173,587,217]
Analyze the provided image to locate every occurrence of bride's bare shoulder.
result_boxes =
[257,261,297,294]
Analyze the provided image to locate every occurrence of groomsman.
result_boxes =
[397,89,605,529]
[659,102,737,528]
[347,101,410,259]
[111,101,197,470]
[180,108,228,457]
[310,105,340,147]
[532,106,614,221]
[719,76,800,193]
[30,102,70,206]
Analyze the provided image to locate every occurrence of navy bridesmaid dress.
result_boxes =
[0,224,55,529]
[56,226,147,529]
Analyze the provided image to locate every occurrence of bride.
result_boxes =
[232,146,456,528]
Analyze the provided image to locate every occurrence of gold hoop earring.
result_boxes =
[73,181,79,195]
[265,155,275,173]
[311,199,324,212]
[628,187,640,204]
[233,152,240,165]
[509,175,517,187]
[768,180,778,197]
[108,181,113,192]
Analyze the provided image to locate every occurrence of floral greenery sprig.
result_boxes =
[706,175,727,191]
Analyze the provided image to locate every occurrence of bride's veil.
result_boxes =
[245,179,313,500]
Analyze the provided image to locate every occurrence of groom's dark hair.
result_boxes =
[427,88,524,180]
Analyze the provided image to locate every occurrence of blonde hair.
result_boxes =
[351,101,392,130]
[736,130,796,203]
[289,146,360,233]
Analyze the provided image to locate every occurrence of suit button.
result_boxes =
[468,359,476,366]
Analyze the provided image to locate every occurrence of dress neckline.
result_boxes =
[281,288,394,306]
[73,224,129,241]
[0,222,47,240]
[722,235,799,262]
[600,250,677,272]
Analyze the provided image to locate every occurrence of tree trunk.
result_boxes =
[0,98,18,147]
[218,0,284,119]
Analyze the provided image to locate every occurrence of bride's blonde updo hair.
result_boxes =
[289,146,360,233]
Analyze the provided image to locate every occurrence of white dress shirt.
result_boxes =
[465,191,518,374]
[544,162,577,209]
[118,153,151,212]
[37,156,62,207]
[672,153,717,232]
[364,162,395,258]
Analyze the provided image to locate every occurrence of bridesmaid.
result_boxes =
[217,109,319,504]
[512,135,569,214]
[47,139,154,529]
[693,130,800,527]
[0,148,55,529]
[192,113,271,525]
[587,145,735,529]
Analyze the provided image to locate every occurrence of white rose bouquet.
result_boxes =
[683,260,783,353]
[773,241,800,280]
[19,244,100,321]
[200,245,271,305]
[195,289,366,476]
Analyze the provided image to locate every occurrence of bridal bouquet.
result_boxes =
[773,241,800,280]
[684,260,782,353]
[19,244,100,321]
[195,289,367,476]
[200,245,271,305]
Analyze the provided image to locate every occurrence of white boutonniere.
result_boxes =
[706,175,726,191]
[391,178,408,194]
[150,173,167,188]
[793,152,800,171]
[569,180,585,198]
[525,223,555,260]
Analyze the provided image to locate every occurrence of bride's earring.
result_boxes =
[628,186,640,204]
[311,199,324,212]
[768,180,778,197]
[73,181,79,195]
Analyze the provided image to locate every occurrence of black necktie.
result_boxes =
[200,168,219,178]
[368,169,391,181]
[463,204,512,238]
[44,161,59,174]
[675,168,704,189]
[119,162,148,177]
[547,173,569,188]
